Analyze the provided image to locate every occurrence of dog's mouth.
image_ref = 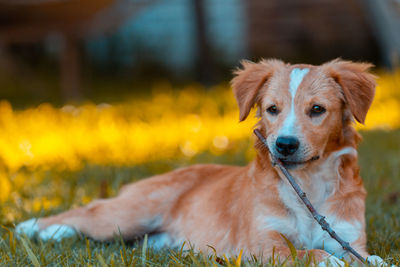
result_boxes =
[279,155,320,168]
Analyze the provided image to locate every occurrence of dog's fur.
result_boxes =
[17,59,387,265]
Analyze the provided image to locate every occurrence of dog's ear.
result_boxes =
[325,59,376,124]
[231,59,283,121]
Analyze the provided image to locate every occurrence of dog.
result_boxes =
[16,59,389,266]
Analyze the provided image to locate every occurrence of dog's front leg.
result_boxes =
[16,170,192,242]
[259,232,346,266]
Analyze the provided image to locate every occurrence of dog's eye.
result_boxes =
[266,105,279,115]
[310,105,326,116]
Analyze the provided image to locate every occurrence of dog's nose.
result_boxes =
[276,136,299,156]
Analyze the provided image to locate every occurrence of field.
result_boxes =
[0,71,399,266]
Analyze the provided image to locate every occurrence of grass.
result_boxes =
[0,130,399,266]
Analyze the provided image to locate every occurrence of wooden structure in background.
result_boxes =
[364,0,400,68]
[0,0,155,100]
[245,0,400,67]
[0,0,398,100]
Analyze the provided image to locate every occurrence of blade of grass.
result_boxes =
[223,254,234,267]
[280,234,297,260]
[235,249,243,267]
[20,238,41,267]
[86,238,92,262]
[142,234,148,265]
[96,253,109,267]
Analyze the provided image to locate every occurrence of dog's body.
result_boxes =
[17,59,388,265]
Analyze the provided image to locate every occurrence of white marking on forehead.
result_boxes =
[280,68,309,136]
[289,68,310,98]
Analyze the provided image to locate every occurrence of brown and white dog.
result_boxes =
[16,59,389,266]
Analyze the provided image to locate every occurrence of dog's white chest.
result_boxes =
[261,156,362,258]
[277,176,332,249]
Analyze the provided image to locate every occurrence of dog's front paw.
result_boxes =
[318,255,345,267]
[16,219,77,242]
[15,218,39,239]
[367,255,397,267]
[38,224,77,242]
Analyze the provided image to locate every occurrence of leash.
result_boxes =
[253,129,368,264]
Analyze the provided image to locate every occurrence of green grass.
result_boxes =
[1,131,399,266]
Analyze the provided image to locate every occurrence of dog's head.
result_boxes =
[231,59,376,170]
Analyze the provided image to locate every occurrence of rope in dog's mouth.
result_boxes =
[253,129,368,264]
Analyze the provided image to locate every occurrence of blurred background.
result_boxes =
[0,0,400,225]
[0,0,399,105]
